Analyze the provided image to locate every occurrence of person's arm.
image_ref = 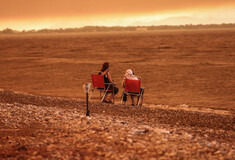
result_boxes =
[107,72,116,84]
[122,76,126,88]
[101,68,109,76]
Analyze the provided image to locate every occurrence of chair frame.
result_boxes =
[89,71,116,103]
[121,76,144,107]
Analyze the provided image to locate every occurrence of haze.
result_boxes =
[0,0,235,30]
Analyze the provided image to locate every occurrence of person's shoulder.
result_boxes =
[126,75,138,80]
[133,76,138,80]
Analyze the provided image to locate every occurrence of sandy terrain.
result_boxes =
[0,29,234,159]
[0,29,234,110]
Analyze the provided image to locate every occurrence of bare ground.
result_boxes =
[0,30,234,159]
[0,90,234,159]
[0,30,234,110]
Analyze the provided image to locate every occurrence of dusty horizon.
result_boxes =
[1,23,235,33]
[0,0,235,30]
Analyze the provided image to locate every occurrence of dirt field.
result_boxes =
[0,29,234,159]
[0,29,235,110]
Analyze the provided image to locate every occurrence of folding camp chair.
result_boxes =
[89,71,116,103]
[121,77,144,107]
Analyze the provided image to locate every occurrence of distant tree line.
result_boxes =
[1,23,235,34]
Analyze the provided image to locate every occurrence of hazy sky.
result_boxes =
[0,0,235,30]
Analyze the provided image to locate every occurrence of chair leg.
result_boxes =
[141,94,143,106]
[101,85,110,102]
[100,93,106,102]
[137,95,141,107]
[121,92,124,104]
[137,90,144,107]
[140,91,144,106]
[89,89,94,100]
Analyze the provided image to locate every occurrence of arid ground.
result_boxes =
[0,29,234,159]
[0,29,234,109]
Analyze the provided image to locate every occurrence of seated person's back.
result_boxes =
[122,69,142,106]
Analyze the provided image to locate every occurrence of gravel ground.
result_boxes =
[0,90,234,159]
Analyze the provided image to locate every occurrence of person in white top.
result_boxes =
[122,69,138,106]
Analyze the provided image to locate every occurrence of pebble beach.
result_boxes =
[0,90,234,159]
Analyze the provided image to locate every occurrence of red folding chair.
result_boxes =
[89,72,115,103]
[121,77,144,107]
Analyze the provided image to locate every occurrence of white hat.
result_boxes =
[125,69,133,76]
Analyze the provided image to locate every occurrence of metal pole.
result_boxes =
[86,92,90,116]
[83,83,91,116]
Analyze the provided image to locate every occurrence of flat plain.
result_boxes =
[0,29,234,159]
[0,29,234,109]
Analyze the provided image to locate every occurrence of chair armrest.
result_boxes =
[105,83,116,86]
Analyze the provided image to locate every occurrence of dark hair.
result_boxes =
[101,62,109,72]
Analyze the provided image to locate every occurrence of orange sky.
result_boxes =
[0,0,235,30]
